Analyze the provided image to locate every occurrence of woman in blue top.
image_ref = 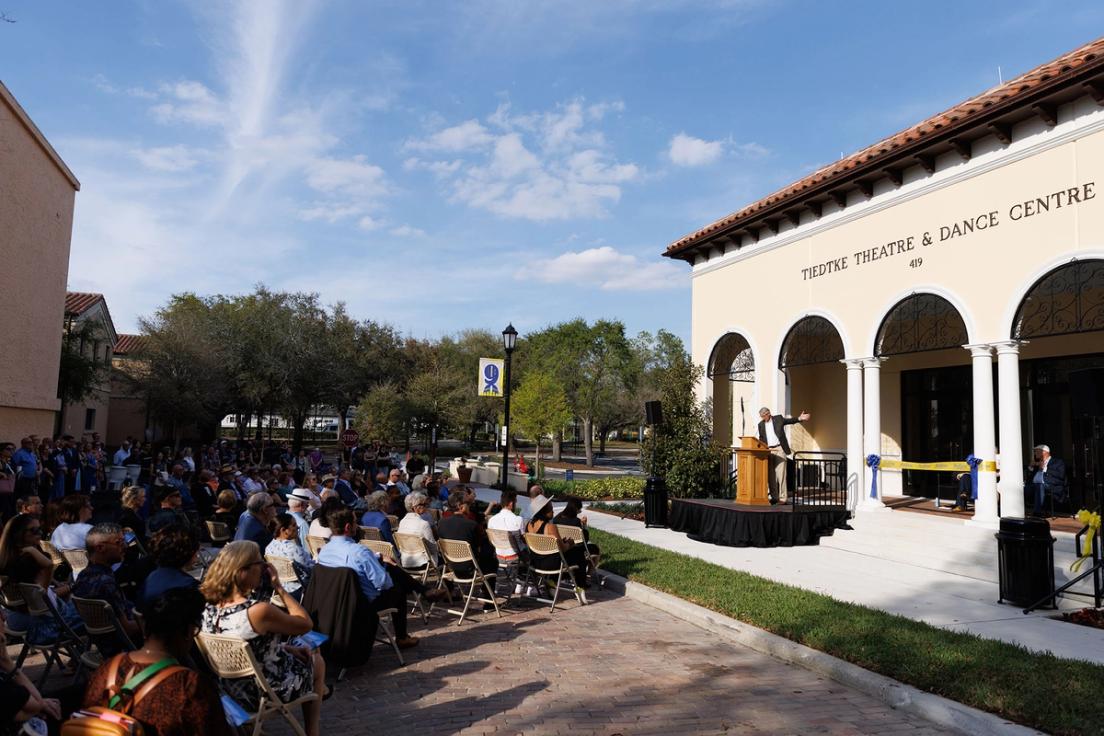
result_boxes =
[359,490,394,545]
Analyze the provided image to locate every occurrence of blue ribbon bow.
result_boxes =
[866,454,880,499]
[965,454,982,500]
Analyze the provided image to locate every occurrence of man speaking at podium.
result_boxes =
[757,407,810,504]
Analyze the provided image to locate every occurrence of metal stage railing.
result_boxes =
[791,451,848,507]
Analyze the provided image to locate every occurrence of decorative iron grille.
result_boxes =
[875,293,968,356]
[1013,259,1104,339]
[778,316,845,368]
[707,334,755,382]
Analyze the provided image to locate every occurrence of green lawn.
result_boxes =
[591,528,1104,735]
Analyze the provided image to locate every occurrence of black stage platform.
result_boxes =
[669,498,851,548]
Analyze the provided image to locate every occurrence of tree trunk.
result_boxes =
[552,430,562,462]
[599,426,608,455]
[583,417,594,467]
[339,407,349,433]
[292,410,307,454]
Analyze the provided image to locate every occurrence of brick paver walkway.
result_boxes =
[305,589,949,736]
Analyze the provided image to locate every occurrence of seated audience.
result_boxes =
[211,490,240,536]
[553,498,600,555]
[200,541,326,736]
[0,514,70,641]
[397,491,437,568]
[15,495,42,518]
[317,509,445,649]
[49,494,93,550]
[286,490,313,549]
[118,485,147,549]
[438,489,498,577]
[526,494,590,597]
[71,523,143,651]
[138,524,201,612]
[234,492,276,549]
[82,587,234,736]
[147,486,189,535]
[265,513,314,597]
[307,497,344,541]
[359,491,394,545]
[0,607,61,733]
[487,489,526,561]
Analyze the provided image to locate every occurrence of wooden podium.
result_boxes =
[735,436,771,506]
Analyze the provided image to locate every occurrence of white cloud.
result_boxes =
[305,156,388,197]
[131,145,202,172]
[357,215,384,231]
[390,225,426,238]
[525,246,684,291]
[668,133,724,167]
[404,119,493,152]
[150,81,225,127]
[409,98,640,221]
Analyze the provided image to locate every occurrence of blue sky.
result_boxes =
[2,1,1103,342]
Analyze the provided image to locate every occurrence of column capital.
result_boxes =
[962,343,994,358]
[993,339,1028,356]
[861,356,887,369]
[840,358,866,369]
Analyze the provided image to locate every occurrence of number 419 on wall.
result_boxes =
[909,257,924,269]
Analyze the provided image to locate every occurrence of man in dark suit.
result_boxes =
[1029,444,1067,516]
[757,407,810,504]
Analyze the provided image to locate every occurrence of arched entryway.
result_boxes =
[873,293,973,501]
[1010,258,1104,512]
[707,332,755,449]
[779,315,847,504]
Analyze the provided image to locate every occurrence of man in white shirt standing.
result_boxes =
[112,441,131,467]
[757,407,810,505]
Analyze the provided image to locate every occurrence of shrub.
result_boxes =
[539,475,645,500]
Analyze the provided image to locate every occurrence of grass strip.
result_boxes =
[590,527,1104,735]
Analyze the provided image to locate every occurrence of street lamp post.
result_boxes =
[500,323,518,488]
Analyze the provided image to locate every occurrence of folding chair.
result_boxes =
[486,528,526,602]
[196,632,320,736]
[16,583,87,687]
[206,520,232,545]
[71,596,138,670]
[0,577,31,664]
[357,525,383,542]
[264,555,303,608]
[393,532,445,623]
[557,525,605,588]
[60,548,90,579]
[359,539,396,559]
[522,534,581,613]
[306,536,328,559]
[438,539,500,625]
[386,515,400,531]
[39,540,67,576]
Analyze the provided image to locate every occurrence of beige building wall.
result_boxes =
[0,82,80,440]
[692,98,1104,461]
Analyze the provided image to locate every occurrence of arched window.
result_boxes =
[778,316,844,368]
[708,333,755,382]
[1012,259,1104,339]
[875,293,968,356]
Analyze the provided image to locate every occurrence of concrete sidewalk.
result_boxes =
[467,486,1103,666]
[583,504,1104,666]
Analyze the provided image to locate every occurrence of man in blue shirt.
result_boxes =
[235,492,275,550]
[12,438,38,497]
[317,508,444,648]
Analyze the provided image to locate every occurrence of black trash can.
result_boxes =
[995,516,1056,608]
[643,475,668,528]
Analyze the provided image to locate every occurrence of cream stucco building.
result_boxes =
[0,81,80,440]
[665,38,1104,526]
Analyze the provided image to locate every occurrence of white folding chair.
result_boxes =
[357,525,383,542]
[522,533,582,613]
[71,595,138,670]
[558,525,604,587]
[17,583,88,686]
[486,528,527,602]
[393,532,446,622]
[196,632,320,736]
[306,535,328,559]
[438,539,500,625]
[206,520,232,545]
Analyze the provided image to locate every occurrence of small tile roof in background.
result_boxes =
[64,291,104,316]
[112,334,147,355]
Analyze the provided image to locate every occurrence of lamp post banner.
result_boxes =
[478,358,505,397]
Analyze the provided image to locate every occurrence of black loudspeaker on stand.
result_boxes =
[643,401,668,528]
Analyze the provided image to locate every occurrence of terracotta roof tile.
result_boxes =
[665,36,1104,259]
[64,292,104,316]
[112,334,147,356]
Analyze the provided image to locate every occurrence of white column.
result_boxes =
[841,359,865,512]
[859,357,886,510]
[995,340,1027,518]
[965,344,999,528]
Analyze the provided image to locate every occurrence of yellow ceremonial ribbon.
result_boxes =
[1071,509,1102,573]
[877,459,999,473]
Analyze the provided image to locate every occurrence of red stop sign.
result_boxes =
[341,429,360,448]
